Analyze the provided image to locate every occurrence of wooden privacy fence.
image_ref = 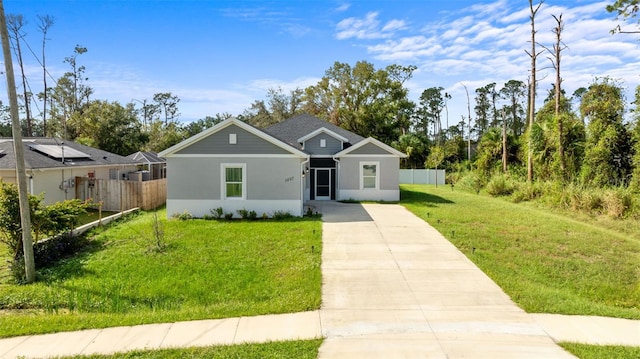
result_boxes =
[75,177,166,211]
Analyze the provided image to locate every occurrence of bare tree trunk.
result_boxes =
[462,83,472,171]
[526,0,544,182]
[7,14,31,137]
[552,14,566,178]
[38,15,54,137]
[502,110,508,173]
[0,0,35,283]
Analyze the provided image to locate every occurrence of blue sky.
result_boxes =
[3,0,640,125]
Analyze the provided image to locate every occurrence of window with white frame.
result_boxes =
[222,164,246,199]
[360,161,379,189]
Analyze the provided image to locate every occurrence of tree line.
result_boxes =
[4,2,640,193]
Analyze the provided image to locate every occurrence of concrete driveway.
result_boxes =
[314,201,576,358]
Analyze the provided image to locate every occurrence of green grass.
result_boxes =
[54,339,323,359]
[560,343,640,359]
[0,210,322,337]
[400,184,640,319]
[75,208,119,226]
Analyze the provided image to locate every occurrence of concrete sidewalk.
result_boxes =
[1,202,639,358]
[0,311,322,358]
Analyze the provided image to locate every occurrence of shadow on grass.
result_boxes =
[37,237,102,283]
[400,188,455,205]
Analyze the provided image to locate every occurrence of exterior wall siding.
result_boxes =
[347,142,392,155]
[176,124,289,155]
[246,157,302,200]
[337,156,400,201]
[166,157,221,200]
[165,156,304,216]
[303,134,342,155]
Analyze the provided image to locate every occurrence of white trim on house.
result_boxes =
[166,199,302,218]
[297,127,349,144]
[338,189,399,202]
[159,118,308,158]
[334,137,407,158]
[166,154,304,159]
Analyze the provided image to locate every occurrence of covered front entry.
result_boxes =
[310,158,336,200]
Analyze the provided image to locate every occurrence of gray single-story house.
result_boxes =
[158,114,406,217]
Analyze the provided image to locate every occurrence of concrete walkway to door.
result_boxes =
[314,201,578,358]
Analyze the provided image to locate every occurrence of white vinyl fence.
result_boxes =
[399,169,446,185]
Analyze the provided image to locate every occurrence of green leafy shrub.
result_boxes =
[211,207,224,219]
[602,187,634,218]
[272,210,293,220]
[171,210,193,220]
[33,234,89,269]
[0,181,88,282]
[224,212,234,220]
[511,181,537,203]
[236,209,257,220]
[456,172,484,194]
[486,174,515,196]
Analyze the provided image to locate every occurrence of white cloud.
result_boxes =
[335,11,406,40]
[335,3,351,12]
[382,19,408,32]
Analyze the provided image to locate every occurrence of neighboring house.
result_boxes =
[127,151,166,180]
[0,138,139,205]
[159,114,406,218]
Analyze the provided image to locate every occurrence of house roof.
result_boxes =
[334,137,407,158]
[158,118,308,158]
[127,151,165,164]
[0,138,139,170]
[296,127,349,144]
[264,113,365,149]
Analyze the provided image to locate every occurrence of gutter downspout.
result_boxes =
[300,156,310,215]
[332,155,340,201]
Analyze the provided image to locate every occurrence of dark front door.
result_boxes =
[315,169,331,200]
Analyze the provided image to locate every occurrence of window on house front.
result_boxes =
[320,139,326,148]
[229,133,237,144]
[360,162,379,189]
[223,164,245,199]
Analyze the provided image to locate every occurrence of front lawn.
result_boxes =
[400,184,640,319]
[57,339,323,359]
[0,210,322,337]
[560,343,640,359]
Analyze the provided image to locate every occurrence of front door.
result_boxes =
[315,169,331,200]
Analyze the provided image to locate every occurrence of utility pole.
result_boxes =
[0,0,35,283]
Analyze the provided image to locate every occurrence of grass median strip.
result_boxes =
[52,339,323,359]
[560,343,640,359]
[400,184,640,319]
[0,210,322,337]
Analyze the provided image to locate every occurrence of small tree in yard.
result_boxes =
[426,146,445,187]
[0,181,88,281]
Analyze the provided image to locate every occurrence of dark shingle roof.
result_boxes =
[0,138,139,170]
[264,113,365,150]
[127,151,165,164]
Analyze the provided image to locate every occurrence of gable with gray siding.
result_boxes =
[176,124,290,155]
[303,133,343,156]
[346,142,395,156]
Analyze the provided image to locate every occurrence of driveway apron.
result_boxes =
[316,202,576,358]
